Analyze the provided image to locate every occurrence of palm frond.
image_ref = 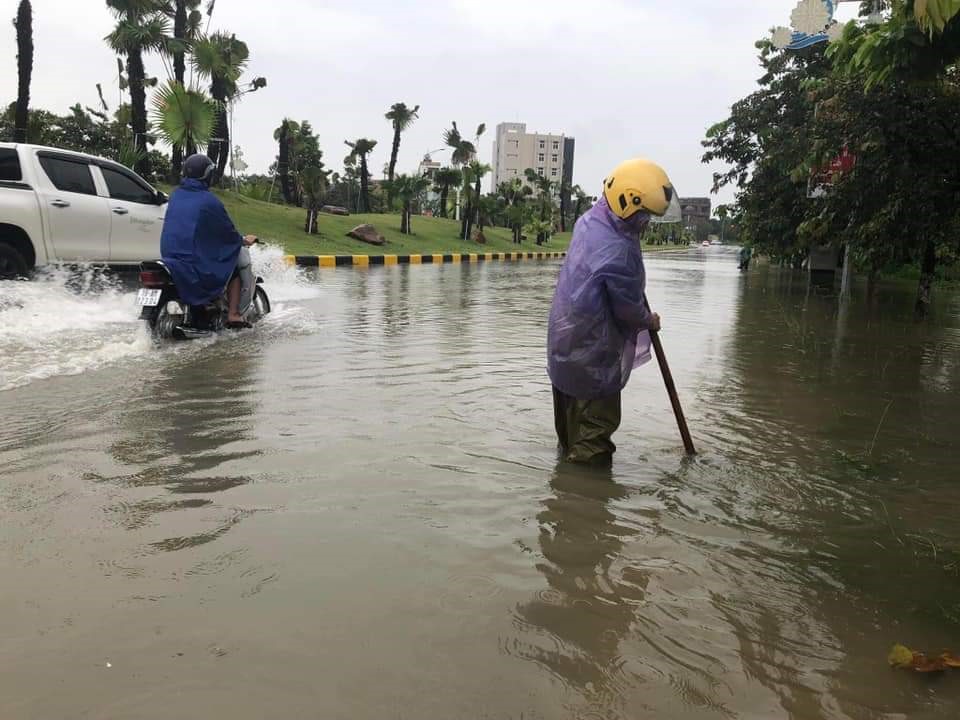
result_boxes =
[150,80,215,148]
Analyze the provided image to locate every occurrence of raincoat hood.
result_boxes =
[160,179,244,306]
[547,197,654,400]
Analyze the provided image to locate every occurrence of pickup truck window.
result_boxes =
[0,148,23,182]
[0,149,21,181]
[101,166,156,204]
[39,156,97,196]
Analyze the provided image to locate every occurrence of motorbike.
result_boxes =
[136,245,271,339]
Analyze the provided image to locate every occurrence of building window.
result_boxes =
[537,167,544,176]
[538,153,545,162]
[551,168,558,177]
[539,140,545,149]
[553,141,559,151]
[551,154,558,163]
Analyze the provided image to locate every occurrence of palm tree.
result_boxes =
[192,32,249,183]
[164,0,200,83]
[558,179,572,232]
[384,102,419,202]
[388,174,430,234]
[13,1,33,144]
[105,0,169,176]
[571,185,591,227]
[498,178,532,243]
[444,121,484,166]
[524,168,557,245]
[164,0,201,179]
[462,160,491,241]
[302,165,330,235]
[715,204,729,244]
[525,218,553,245]
[150,79,215,157]
[444,121,485,227]
[432,167,461,218]
[344,138,377,213]
[274,119,296,205]
[476,195,498,233]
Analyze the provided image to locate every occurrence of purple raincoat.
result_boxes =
[547,197,654,400]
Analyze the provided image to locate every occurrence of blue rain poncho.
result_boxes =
[547,197,655,400]
[160,178,244,306]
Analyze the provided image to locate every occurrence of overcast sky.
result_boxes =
[2,0,860,210]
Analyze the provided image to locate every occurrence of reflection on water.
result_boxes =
[513,464,643,704]
[1,250,959,719]
[102,350,259,551]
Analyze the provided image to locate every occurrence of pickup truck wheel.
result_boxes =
[0,242,29,280]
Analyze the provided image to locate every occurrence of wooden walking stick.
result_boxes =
[645,296,696,455]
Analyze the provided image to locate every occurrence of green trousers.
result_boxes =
[552,387,622,465]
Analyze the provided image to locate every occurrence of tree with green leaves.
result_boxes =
[444,121,485,224]
[801,74,960,313]
[571,185,591,227]
[13,0,33,144]
[702,41,829,265]
[443,121,484,166]
[271,119,322,206]
[302,165,331,235]
[557,179,573,232]
[829,0,960,86]
[432,167,462,218]
[192,32,262,183]
[150,79,215,158]
[384,102,419,202]
[386,174,431,234]
[344,138,377,213]
[461,160,490,241]
[165,0,201,84]
[274,119,294,204]
[163,0,202,179]
[524,168,557,244]
[105,0,169,176]
[497,178,533,243]
[476,194,499,233]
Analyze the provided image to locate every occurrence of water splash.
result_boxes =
[0,248,320,392]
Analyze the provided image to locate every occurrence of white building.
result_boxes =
[417,153,443,214]
[491,122,575,193]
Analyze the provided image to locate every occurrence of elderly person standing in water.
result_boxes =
[547,158,675,465]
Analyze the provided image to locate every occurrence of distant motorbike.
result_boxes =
[136,245,271,339]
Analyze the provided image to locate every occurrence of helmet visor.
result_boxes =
[650,186,682,224]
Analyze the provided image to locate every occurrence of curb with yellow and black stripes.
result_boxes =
[284,251,566,267]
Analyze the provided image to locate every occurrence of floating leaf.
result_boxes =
[889,644,957,673]
[888,643,914,668]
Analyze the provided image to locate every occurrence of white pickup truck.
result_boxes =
[0,143,169,279]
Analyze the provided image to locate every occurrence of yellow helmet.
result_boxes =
[602,158,674,219]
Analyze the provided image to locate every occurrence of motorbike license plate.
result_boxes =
[136,289,162,307]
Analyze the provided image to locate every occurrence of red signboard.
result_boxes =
[809,145,856,198]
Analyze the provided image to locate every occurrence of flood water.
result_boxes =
[2,246,959,719]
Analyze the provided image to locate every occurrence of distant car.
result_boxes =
[0,143,168,278]
[701,240,711,247]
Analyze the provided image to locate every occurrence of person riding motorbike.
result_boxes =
[160,154,258,329]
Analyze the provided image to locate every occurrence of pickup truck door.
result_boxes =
[94,165,166,263]
[35,153,111,262]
